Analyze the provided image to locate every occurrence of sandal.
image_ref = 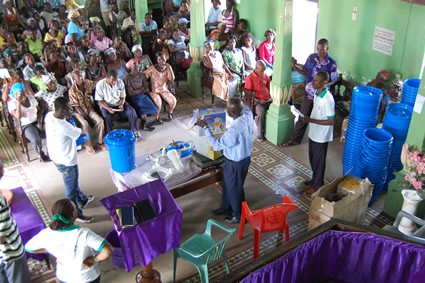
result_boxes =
[155,118,164,125]
[85,146,96,155]
[134,132,143,142]
[97,143,108,151]
[280,140,300,147]
[167,113,173,121]
[144,124,155,132]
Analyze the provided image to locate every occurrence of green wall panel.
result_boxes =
[317,0,425,83]
[235,0,278,46]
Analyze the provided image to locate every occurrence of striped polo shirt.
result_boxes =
[0,195,24,264]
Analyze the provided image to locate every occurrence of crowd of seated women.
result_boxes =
[0,0,289,158]
[0,0,190,160]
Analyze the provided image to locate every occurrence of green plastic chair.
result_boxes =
[173,219,236,283]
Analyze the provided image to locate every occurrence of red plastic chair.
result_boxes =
[238,195,299,259]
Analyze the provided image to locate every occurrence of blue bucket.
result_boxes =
[401,78,420,107]
[104,129,136,173]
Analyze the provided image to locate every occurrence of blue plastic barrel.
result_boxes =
[104,129,136,173]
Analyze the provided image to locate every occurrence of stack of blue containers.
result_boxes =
[356,128,394,205]
[343,86,382,175]
[383,103,413,180]
[401,78,421,107]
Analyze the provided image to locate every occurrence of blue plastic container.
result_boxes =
[383,103,413,175]
[401,78,420,107]
[165,141,193,158]
[355,128,393,205]
[104,129,136,173]
[76,133,89,146]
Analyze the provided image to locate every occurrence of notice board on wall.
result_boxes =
[372,26,396,56]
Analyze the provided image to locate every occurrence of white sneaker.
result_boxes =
[81,195,95,209]
[75,215,94,223]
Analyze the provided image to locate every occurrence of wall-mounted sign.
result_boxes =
[372,26,396,56]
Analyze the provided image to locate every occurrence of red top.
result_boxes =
[244,70,271,100]
[258,41,275,65]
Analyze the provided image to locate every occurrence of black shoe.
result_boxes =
[303,179,313,186]
[39,151,50,163]
[80,195,95,209]
[224,216,240,224]
[211,208,228,215]
[75,215,93,223]
[144,124,155,132]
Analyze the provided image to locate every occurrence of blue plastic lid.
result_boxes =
[76,133,89,146]
[104,129,135,146]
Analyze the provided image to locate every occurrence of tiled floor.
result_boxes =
[1,83,388,283]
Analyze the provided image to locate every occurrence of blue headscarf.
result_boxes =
[9,83,27,99]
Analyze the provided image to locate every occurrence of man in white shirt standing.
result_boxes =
[302,71,335,197]
[45,97,94,223]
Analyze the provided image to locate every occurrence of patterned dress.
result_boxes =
[143,64,177,113]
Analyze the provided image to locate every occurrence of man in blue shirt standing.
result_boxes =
[282,38,337,147]
[197,98,253,224]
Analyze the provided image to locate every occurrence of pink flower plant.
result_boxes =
[404,145,425,196]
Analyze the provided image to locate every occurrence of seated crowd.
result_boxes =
[0,0,283,157]
[1,0,201,159]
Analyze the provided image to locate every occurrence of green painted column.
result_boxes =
[384,48,425,218]
[406,46,425,150]
[264,0,295,145]
[135,0,149,44]
[186,0,206,97]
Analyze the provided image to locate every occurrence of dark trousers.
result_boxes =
[100,102,140,134]
[308,139,328,190]
[54,163,89,217]
[254,101,272,139]
[221,157,251,219]
[0,254,31,283]
[22,122,42,153]
[291,96,314,143]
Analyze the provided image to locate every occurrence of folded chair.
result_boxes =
[173,219,236,283]
[239,195,299,259]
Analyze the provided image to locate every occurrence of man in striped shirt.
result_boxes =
[0,161,31,282]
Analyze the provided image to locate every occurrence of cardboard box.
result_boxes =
[337,175,363,195]
[308,175,373,230]
[195,135,223,160]
[193,107,226,136]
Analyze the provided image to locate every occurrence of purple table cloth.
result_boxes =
[241,230,425,283]
[100,179,182,272]
[10,187,46,261]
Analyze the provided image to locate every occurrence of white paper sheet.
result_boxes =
[413,95,425,114]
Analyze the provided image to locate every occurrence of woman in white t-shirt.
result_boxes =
[25,199,113,283]
[7,83,50,162]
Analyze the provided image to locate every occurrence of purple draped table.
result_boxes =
[100,179,183,272]
[9,187,46,261]
[241,230,425,283]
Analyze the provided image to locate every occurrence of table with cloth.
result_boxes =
[110,153,202,192]
[100,179,183,272]
[9,187,46,261]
